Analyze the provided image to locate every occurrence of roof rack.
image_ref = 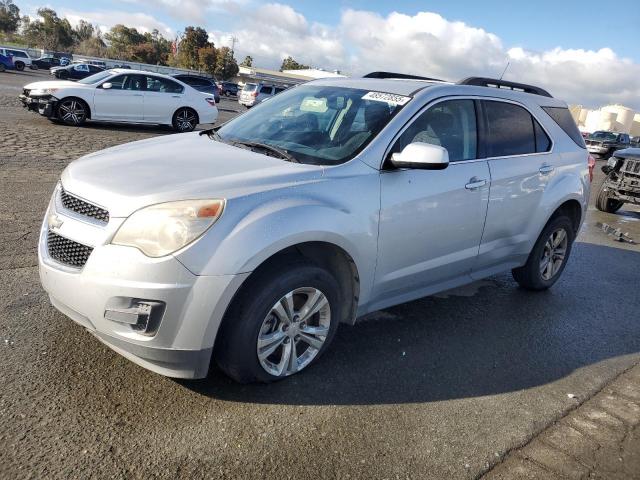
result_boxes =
[458,77,552,98]
[363,71,444,82]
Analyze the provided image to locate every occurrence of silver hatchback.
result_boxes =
[39,73,592,383]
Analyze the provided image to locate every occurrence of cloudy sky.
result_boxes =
[28,0,640,109]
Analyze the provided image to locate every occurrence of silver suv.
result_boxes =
[239,82,286,107]
[39,73,592,383]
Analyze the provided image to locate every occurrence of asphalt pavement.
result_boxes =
[1,68,639,479]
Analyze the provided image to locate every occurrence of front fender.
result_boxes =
[174,171,381,306]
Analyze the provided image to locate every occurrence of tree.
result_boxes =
[240,55,253,67]
[0,0,20,34]
[280,56,309,71]
[197,46,217,76]
[104,24,145,59]
[174,26,211,70]
[75,36,106,57]
[21,8,74,50]
[214,46,239,80]
[73,20,94,44]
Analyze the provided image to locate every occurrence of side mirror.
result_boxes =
[102,82,112,90]
[390,142,449,170]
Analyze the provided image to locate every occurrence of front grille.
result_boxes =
[623,159,640,175]
[60,188,109,223]
[47,231,93,267]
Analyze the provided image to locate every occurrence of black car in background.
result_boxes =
[221,81,239,96]
[51,63,104,80]
[172,74,220,103]
[31,56,61,70]
[586,130,632,158]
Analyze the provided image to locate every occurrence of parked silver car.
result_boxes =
[238,82,286,107]
[39,73,592,383]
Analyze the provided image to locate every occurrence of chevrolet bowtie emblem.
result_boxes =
[48,213,64,229]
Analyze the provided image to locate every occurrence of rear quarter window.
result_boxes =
[542,106,586,148]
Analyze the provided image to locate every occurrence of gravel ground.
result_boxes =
[1,68,639,479]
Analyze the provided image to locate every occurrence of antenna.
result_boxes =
[499,61,510,80]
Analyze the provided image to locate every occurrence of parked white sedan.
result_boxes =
[19,69,218,132]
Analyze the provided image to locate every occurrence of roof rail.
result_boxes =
[364,71,444,82]
[457,77,552,98]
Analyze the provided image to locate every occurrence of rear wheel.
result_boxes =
[172,107,198,132]
[57,70,68,80]
[512,215,575,290]
[215,263,341,383]
[0,64,5,73]
[56,98,87,126]
[595,178,624,213]
[14,61,24,71]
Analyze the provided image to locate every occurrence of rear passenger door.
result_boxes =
[143,75,184,123]
[472,99,555,277]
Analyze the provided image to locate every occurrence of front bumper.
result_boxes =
[19,94,57,117]
[38,189,249,378]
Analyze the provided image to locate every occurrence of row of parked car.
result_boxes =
[585,130,640,158]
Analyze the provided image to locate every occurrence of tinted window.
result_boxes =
[9,50,27,58]
[145,76,184,93]
[542,106,586,148]
[88,65,102,73]
[484,101,537,157]
[75,64,89,72]
[260,86,273,94]
[176,76,211,87]
[106,74,144,90]
[392,99,477,162]
[534,120,551,152]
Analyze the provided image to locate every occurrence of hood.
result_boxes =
[61,133,324,217]
[24,80,87,90]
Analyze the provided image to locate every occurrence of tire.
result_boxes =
[0,64,5,73]
[512,215,575,291]
[57,70,68,80]
[215,263,341,383]
[56,98,88,126]
[595,178,624,213]
[172,107,198,133]
[14,61,24,71]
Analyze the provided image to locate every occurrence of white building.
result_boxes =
[570,104,640,137]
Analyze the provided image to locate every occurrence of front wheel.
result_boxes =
[512,215,575,290]
[172,107,198,132]
[595,179,624,213]
[215,263,341,383]
[14,61,24,71]
[56,98,87,126]
[0,64,5,73]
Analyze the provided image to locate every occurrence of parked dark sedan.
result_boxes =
[31,56,61,70]
[51,63,104,80]
[172,74,220,103]
[221,81,239,96]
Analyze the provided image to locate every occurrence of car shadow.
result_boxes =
[180,242,640,405]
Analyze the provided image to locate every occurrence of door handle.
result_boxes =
[465,178,487,190]
[172,95,181,98]
[539,164,554,174]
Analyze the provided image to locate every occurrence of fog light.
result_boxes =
[104,299,165,335]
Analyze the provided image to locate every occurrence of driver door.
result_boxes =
[373,99,490,304]
[93,74,145,121]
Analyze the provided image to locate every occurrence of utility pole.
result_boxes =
[229,36,238,57]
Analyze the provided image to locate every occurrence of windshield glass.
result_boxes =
[590,131,618,142]
[77,71,113,84]
[217,85,410,165]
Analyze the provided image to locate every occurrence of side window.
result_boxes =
[533,119,551,152]
[484,101,539,157]
[106,75,144,91]
[392,99,478,162]
[145,76,184,94]
[260,85,273,94]
[89,65,101,73]
[75,64,89,72]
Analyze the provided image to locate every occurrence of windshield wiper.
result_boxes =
[232,140,299,163]
[200,127,223,141]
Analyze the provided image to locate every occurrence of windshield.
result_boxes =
[590,131,618,142]
[77,71,113,85]
[217,85,410,165]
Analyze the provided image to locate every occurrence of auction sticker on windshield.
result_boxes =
[362,91,411,106]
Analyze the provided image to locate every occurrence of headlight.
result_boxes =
[112,199,225,257]
[31,88,58,95]
[607,157,618,168]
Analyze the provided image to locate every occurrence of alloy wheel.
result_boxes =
[58,100,86,125]
[539,227,568,280]
[256,287,331,377]
[176,109,197,132]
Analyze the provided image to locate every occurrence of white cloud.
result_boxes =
[120,0,246,23]
[212,4,640,109]
[61,9,175,37]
